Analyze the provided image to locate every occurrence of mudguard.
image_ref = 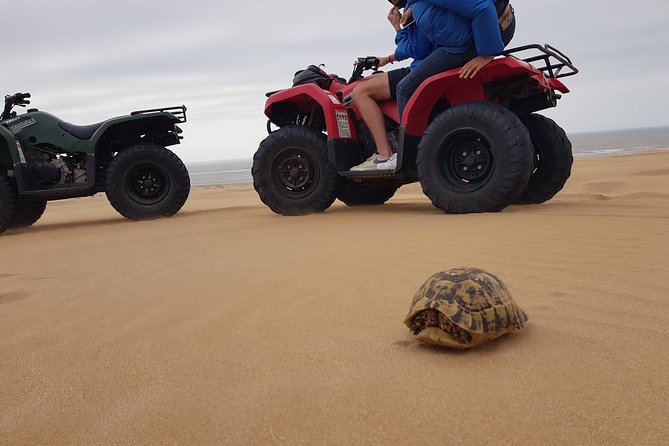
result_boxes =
[0,124,20,167]
[81,111,182,153]
[402,56,570,137]
[265,84,356,140]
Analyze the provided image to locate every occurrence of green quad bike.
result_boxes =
[0,92,191,234]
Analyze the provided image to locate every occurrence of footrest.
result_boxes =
[339,169,399,179]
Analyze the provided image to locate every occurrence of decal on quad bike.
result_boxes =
[327,94,341,105]
[7,117,37,134]
[335,110,351,138]
[15,139,26,163]
[1,116,21,124]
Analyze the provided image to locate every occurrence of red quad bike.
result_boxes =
[253,44,578,215]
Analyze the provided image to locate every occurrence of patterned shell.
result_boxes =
[403,267,528,349]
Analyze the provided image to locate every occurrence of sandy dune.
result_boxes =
[1,152,667,445]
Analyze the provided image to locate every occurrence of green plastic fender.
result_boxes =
[0,125,20,168]
[74,112,180,154]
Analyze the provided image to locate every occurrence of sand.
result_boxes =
[1,151,667,445]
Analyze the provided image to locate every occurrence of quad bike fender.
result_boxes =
[0,124,21,167]
[402,56,570,137]
[265,84,355,140]
[78,112,182,154]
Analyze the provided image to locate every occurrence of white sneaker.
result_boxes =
[380,153,397,170]
[350,153,397,171]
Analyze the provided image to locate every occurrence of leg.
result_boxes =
[396,47,477,121]
[352,73,393,158]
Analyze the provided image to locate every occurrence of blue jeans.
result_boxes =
[396,46,477,121]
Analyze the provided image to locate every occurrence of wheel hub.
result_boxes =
[136,173,161,195]
[126,165,168,204]
[277,153,314,191]
[453,142,491,182]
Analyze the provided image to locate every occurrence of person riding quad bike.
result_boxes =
[252,42,577,215]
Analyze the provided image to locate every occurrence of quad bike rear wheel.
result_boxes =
[337,182,399,206]
[0,172,18,235]
[516,114,573,204]
[105,144,190,220]
[417,102,533,214]
[252,125,340,215]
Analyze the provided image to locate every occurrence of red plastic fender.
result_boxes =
[402,56,570,137]
[264,84,356,139]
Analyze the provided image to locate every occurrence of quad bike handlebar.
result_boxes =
[348,56,380,84]
[2,92,31,120]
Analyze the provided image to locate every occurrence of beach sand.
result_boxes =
[1,151,667,445]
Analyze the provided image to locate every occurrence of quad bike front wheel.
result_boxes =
[252,125,340,215]
[105,144,190,220]
[337,182,399,206]
[417,102,533,214]
[0,172,18,235]
[8,197,47,229]
[516,114,573,204]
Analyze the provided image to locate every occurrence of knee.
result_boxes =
[352,83,370,102]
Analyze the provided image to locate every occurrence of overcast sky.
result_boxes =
[4,0,668,162]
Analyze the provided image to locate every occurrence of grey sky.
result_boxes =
[4,0,669,161]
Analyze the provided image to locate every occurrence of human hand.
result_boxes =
[378,56,392,67]
[388,7,401,30]
[400,7,413,27]
[459,56,495,79]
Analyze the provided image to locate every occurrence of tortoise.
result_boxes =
[403,267,528,349]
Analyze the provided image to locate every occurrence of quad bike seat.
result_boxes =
[59,121,105,140]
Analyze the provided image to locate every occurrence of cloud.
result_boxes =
[4,0,668,161]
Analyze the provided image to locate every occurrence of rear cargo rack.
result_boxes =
[130,105,187,123]
[503,44,578,79]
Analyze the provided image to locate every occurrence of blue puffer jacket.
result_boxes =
[409,0,504,56]
[394,26,434,70]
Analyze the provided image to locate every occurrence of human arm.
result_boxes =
[420,0,503,56]
[393,25,433,65]
[375,7,410,68]
[388,6,402,31]
[459,55,494,78]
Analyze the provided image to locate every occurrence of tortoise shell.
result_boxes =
[404,267,528,349]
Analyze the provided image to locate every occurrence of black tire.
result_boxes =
[516,114,573,204]
[0,173,18,235]
[417,102,533,214]
[252,125,340,215]
[7,198,47,229]
[337,182,399,206]
[105,144,190,220]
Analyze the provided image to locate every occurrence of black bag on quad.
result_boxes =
[292,65,346,89]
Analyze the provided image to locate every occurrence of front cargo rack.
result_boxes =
[503,44,578,79]
[130,105,187,123]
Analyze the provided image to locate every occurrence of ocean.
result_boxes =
[186,126,669,186]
